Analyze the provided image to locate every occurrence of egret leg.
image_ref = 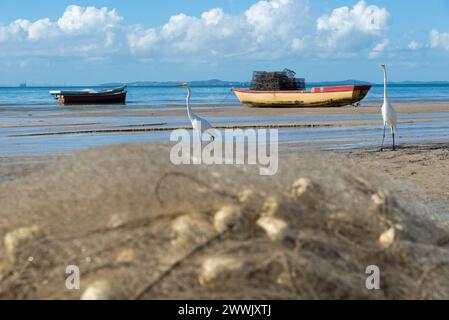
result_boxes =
[381,124,386,152]
[392,131,395,151]
[200,132,204,151]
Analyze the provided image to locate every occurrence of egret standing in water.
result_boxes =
[177,83,214,141]
[380,64,398,151]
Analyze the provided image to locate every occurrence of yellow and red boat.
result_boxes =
[232,85,371,108]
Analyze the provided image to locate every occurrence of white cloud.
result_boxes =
[407,40,423,51]
[57,5,122,35]
[0,19,30,43]
[369,39,389,59]
[430,29,449,50]
[0,5,122,56]
[201,8,225,26]
[28,19,58,41]
[316,0,390,54]
[245,0,311,43]
[127,26,158,52]
[0,1,393,61]
[127,0,311,60]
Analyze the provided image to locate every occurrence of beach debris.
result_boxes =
[213,206,242,233]
[328,211,353,222]
[171,214,214,246]
[276,271,293,287]
[81,280,113,300]
[257,217,289,242]
[115,249,135,264]
[238,189,255,203]
[199,256,244,286]
[291,178,315,199]
[107,213,126,229]
[260,196,279,217]
[379,227,395,249]
[4,225,44,263]
[372,192,387,206]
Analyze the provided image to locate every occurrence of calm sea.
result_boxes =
[1,83,449,157]
[1,83,449,108]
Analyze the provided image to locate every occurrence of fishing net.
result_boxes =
[0,143,448,299]
[250,69,306,91]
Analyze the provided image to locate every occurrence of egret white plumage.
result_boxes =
[177,83,214,140]
[380,64,398,151]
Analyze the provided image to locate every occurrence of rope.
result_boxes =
[221,89,234,105]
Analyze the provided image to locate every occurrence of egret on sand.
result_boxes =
[177,83,214,140]
[380,64,398,151]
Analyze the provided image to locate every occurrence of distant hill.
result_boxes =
[308,79,371,86]
[99,79,449,87]
[388,81,449,85]
[99,79,249,87]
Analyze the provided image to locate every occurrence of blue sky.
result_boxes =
[1,0,449,85]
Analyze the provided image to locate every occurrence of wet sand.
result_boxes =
[0,101,448,156]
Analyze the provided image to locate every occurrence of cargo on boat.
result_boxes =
[49,86,127,105]
[233,70,371,108]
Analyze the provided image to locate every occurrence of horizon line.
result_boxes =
[2,79,449,87]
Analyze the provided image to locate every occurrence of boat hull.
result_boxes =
[58,91,127,105]
[232,85,371,108]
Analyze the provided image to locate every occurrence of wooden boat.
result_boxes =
[232,85,371,108]
[50,86,127,105]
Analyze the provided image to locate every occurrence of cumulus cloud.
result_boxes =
[0,1,392,61]
[368,39,389,59]
[245,0,311,45]
[430,29,449,51]
[127,26,158,52]
[0,5,122,56]
[316,0,389,54]
[57,5,122,35]
[127,0,311,59]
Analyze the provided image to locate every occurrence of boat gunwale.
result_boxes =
[50,86,127,97]
[232,85,372,94]
[58,90,127,99]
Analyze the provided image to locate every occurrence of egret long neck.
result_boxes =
[186,88,193,120]
[383,67,388,103]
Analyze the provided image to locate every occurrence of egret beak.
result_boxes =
[176,83,188,87]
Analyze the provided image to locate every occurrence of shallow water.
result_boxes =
[2,83,449,108]
[1,109,449,157]
[1,84,449,157]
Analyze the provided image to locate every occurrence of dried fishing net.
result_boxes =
[0,143,448,299]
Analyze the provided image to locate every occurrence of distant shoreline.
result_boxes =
[3,80,449,88]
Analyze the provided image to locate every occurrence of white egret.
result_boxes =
[177,83,214,141]
[380,64,398,151]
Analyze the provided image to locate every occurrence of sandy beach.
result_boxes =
[3,0,449,306]
[0,136,448,299]
[1,140,448,226]
[1,99,449,299]
[1,101,449,156]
